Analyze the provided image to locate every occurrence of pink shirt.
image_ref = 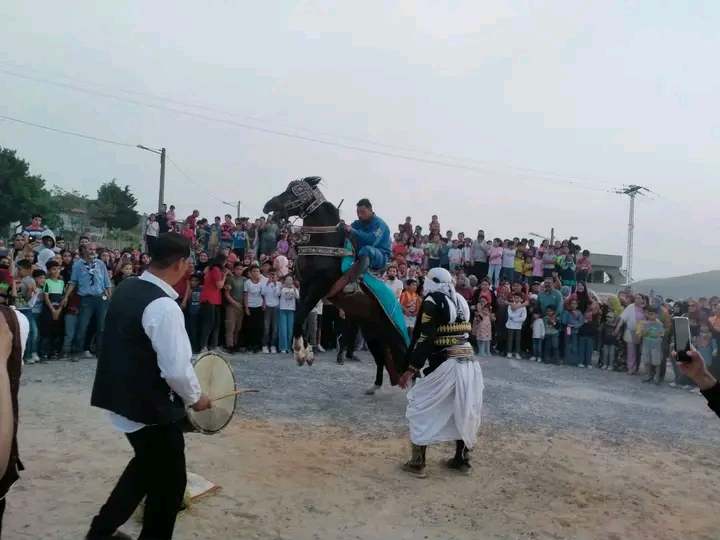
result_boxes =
[532,258,544,277]
[489,246,503,265]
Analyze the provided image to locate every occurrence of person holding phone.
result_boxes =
[676,350,720,418]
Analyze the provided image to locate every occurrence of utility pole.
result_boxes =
[236,200,242,219]
[615,184,648,286]
[158,147,166,212]
[137,145,167,213]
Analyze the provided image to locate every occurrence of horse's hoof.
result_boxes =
[295,353,305,366]
[306,351,314,366]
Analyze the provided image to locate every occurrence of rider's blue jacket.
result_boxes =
[350,214,391,259]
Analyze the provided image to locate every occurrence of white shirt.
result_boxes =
[385,277,404,299]
[261,281,281,307]
[108,271,202,433]
[245,280,264,308]
[145,221,159,238]
[279,286,299,310]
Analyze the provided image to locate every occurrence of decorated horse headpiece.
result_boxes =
[284,177,327,218]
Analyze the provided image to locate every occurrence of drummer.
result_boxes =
[87,232,211,540]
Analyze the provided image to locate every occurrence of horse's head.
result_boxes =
[263,176,324,219]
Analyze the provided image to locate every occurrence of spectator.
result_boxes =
[261,271,281,353]
[62,244,112,360]
[277,275,299,354]
[473,297,493,357]
[243,265,265,353]
[505,294,527,359]
[166,204,176,229]
[617,294,646,375]
[537,278,564,316]
[40,261,64,359]
[561,299,584,365]
[198,254,228,353]
[384,264,404,300]
[156,203,169,234]
[220,214,234,251]
[22,214,51,243]
[185,273,203,352]
[448,240,463,272]
[576,249,592,283]
[470,231,488,280]
[224,262,246,353]
[543,307,561,364]
[530,310,545,362]
[144,214,159,252]
[260,217,280,257]
[637,306,666,383]
[400,278,420,334]
[36,235,56,272]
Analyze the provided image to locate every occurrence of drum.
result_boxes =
[186,352,238,434]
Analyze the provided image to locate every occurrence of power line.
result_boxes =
[0,65,618,192]
[0,113,136,148]
[165,156,234,206]
[0,63,620,186]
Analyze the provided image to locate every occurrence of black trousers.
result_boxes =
[88,423,186,540]
[198,303,220,350]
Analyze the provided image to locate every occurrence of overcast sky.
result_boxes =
[1,1,718,279]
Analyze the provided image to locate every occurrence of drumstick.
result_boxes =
[211,389,259,402]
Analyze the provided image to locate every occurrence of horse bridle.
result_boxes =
[280,179,352,258]
[284,179,328,220]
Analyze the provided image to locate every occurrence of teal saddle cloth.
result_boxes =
[341,241,410,347]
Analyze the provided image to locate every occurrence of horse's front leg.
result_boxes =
[293,280,330,366]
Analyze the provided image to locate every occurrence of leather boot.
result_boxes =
[447,440,471,473]
[401,443,427,478]
[327,255,370,298]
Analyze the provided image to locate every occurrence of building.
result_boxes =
[588,253,625,294]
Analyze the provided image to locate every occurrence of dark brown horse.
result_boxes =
[263,177,407,386]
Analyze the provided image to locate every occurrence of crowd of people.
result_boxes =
[1,209,717,392]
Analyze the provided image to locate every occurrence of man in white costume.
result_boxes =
[398,267,484,477]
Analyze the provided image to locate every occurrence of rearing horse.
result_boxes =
[263,177,407,386]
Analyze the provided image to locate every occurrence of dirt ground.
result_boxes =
[5,354,720,539]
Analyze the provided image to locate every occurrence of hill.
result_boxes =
[632,270,720,300]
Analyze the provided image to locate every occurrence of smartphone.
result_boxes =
[673,316,692,362]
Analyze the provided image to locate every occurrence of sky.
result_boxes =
[1,1,718,280]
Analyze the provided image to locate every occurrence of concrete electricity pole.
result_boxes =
[137,145,166,212]
[615,184,648,286]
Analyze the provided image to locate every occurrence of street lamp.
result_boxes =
[137,145,166,212]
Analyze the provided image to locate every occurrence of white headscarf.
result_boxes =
[423,267,470,323]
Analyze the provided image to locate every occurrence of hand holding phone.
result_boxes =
[673,316,692,363]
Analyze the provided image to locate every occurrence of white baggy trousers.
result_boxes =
[406,358,484,448]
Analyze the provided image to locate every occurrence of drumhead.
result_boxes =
[187,352,237,434]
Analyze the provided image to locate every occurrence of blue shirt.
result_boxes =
[70,258,111,296]
[350,215,391,258]
[232,230,246,249]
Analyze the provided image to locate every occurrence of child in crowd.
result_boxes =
[473,297,493,357]
[40,261,65,359]
[27,269,46,362]
[186,273,203,352]
[278,275,299,354]
[224,262,246,353]
[448,240,463,272]
[505,294,527,359]
[561,299,584,365]
[488,238,503,289]
[600,310,618,370]
[638,306,665,384]
[261,271,281,353]
[694,323,714,368]
[532,252,544,284]
[522,255,533,284]
[501,241,516,284]
[531,311,545,362]
[113,262,135,287]
[543,307,560,364]
[243,265,265,353]
[400,278,420,335]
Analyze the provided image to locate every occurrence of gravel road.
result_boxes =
[228,350,719,448]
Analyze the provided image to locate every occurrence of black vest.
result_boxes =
[91,278,187,425]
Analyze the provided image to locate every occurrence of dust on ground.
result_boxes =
[6,352,720,539]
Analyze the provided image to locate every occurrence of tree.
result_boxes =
[0,147,54,230]
[90,179,140,230]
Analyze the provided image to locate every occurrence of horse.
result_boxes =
[263,176,408,388]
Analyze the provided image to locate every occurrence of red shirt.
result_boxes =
[199,266,223,305]
[185,215,197,230]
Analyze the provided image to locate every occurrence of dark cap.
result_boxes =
[356,198,372,209]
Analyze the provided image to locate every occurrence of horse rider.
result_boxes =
[397,267,484,477]
[327,198,391,297]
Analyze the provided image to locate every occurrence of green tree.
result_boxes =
[0,147,54,229]
[90,179,140,230]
